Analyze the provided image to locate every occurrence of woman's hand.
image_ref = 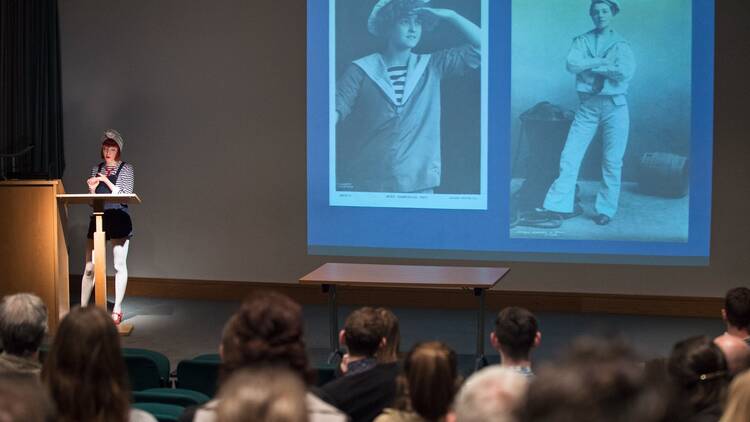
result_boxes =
[416,7,480,49]
[86,177,100,192]
[95,173,116,191]
[415,7,456,21]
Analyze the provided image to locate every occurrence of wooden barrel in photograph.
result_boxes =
[637,152,689,198]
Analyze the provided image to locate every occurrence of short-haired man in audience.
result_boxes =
[714,333,750,376]
[723,287,750,344]
[0,293,48,377]
[490,306,541,377]
[451,366,527,422]
[318,307,399,422]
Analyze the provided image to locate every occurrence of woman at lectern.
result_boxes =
[80,129,134,326]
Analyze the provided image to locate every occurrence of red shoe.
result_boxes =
[112,311,123,326]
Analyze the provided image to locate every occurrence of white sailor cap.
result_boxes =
[102,129,124,151]
[367,0,431,36]
[591,0,621,14]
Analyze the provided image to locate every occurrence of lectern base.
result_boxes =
[118,324,134,336]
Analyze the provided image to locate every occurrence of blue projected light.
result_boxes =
[307,0,714,265]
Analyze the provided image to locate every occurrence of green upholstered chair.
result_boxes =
[123,348,171,390]
[133,388,210,408]
[314,363,337,387]
[191,353,221,362]
[176,359,219,397]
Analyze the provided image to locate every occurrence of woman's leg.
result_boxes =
[111,238,130,315]
[80,239,95,306]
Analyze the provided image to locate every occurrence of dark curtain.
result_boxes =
[0,0,64,179]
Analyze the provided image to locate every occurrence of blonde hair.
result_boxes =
[719,371,750,422]
[217,367,308,422]
[454,366,528,422]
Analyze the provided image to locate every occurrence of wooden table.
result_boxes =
[299,263,510,369]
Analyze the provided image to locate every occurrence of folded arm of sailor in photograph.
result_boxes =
[336,0,481,193]
[538,0,635,226]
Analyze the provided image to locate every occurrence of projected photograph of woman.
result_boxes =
[509,0,692,242]
[333,0,483,200]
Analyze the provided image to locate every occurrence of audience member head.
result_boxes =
[714,334,750,375]
[668,335,729,417]
[0,373,56,422]
[403,341,460,421]
[0,293,48,357]
[719,370,750,422]
[453,366,527,422]
[220,291,312,384]
[42,306,130,422]
[216,367,308,422]
[723,287,750,336]
[491,307,540,365]
[375,307,400,363]
[516,336,666,422]
[341,307,387,358]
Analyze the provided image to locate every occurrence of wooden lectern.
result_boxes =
[57,193,141,335]
[0,180,70,335]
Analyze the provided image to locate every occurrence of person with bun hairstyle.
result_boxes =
[80,129,135,325]
[668,336,729,422]
[182,291,346,422]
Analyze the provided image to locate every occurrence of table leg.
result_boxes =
[323,284,343,364]
[93,211,107,310]
[474,288,488,370]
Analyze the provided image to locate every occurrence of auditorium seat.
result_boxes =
[176,358,219,397]
[191,353,221,362]
[123,348,171,390]
[314,363,337,386]
[133,388,210,408]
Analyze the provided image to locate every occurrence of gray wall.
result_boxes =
[59,0,750,297]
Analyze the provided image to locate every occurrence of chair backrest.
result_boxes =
[123,348,171,390]
[191,353,221,362]
[314,363,337,387]
[132,402,185,422]
[176,360,220,397]
[133,388,210,408]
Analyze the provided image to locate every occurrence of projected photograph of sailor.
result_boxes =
[334,0,482,195]
[510,0,692,242]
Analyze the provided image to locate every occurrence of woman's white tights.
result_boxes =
[80,238,130,314]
